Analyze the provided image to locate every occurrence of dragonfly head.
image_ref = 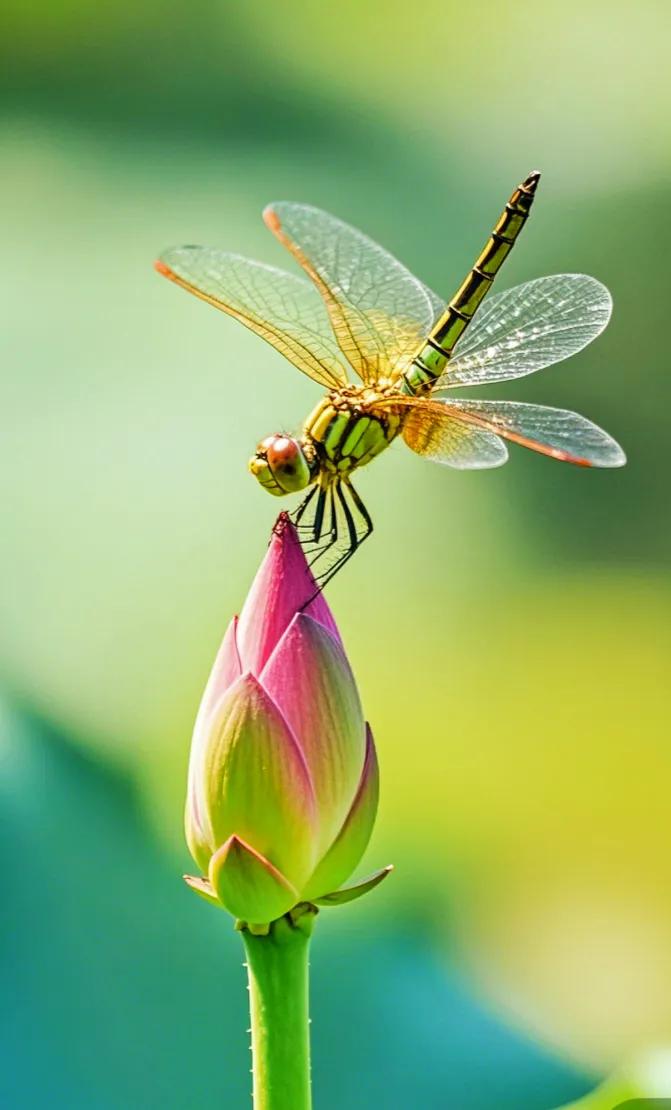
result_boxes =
[249,435,313,496]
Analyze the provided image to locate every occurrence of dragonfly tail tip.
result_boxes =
[524,170,542,192]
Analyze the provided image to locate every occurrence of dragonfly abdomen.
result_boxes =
[402,171,541,395]
[303,394,401,477]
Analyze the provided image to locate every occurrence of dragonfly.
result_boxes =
[155,171,625,584]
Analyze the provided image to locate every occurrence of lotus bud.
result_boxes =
[184,513,390,925]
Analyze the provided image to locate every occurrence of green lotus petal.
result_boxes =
[209,835,298,924]
[185,617,241,873]
[261,614,366,854]
[202,673,317,886]
[302,724,379,900]
[183,874,221,908]
[313,865,393,906]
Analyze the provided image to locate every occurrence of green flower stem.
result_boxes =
[240,905,317,1110]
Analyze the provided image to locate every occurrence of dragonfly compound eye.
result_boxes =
[249,435,312,495]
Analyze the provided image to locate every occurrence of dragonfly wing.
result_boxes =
[156,247,349,390]
[264,202,434,384]
[441,398,626,467]
[436,274,612,388]
[376,396,508,469]
[419,279,447,327]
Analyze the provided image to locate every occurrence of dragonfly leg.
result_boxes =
[290,480,334,562]
[297,479,373,607]
[291,485,318,529]
[328,484,338,542]
[312,479,372,589]
[311,484,327,544]
[344,478,374,547]
[307,486,340,568]
[292,483,331,554]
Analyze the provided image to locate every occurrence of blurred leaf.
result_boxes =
[557,1049,671,1107]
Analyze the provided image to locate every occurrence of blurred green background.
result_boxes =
[1,0,669,1106]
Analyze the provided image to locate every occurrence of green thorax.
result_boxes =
[401,171,540,396]
[303,390,401,477]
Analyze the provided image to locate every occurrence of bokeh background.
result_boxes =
[2,1,670,1107]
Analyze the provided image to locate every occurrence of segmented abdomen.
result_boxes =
[403,171,541,394]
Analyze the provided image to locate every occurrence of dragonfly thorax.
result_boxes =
[249,388,403,499]
[249,434,316,497]
[302,390,402,478]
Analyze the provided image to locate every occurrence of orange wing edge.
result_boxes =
[454,409,594,467]
[374,395,596,468]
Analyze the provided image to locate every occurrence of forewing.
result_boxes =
[419,278,447,327]
[436,274,612,388]
[264,202,434,384]
[376,396,508,470]
[441,399,626,467]
[156,247,349,389]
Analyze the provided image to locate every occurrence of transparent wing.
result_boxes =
[435,274,612,389]
[156,247,349,390]
[419,278,447,327]
[264,202,434,384]
[441,398,626,467]
[372,396,508,470]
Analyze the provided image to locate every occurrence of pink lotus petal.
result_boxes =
[260,613,366,855]
[301,724,379,901]
[202,672,318,886]
[236,513,341,675]
[209,835,298,923]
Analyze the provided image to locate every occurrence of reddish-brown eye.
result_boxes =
[257,435,312,493]
[266,437,299,469]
